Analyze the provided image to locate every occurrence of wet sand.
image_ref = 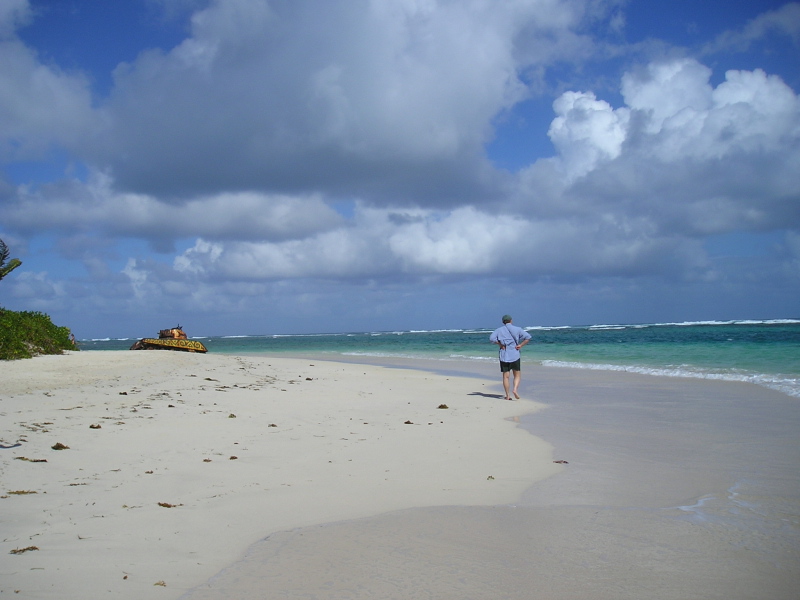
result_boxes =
[181,359,800,600]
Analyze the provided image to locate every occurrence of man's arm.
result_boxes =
[516,330,531,350]
[490,332,506,349]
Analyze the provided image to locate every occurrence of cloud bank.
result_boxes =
[1,0,798,334]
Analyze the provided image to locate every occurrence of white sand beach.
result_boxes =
[2,350,799,599]
[0,351,555,599]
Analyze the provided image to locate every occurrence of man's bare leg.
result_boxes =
[502,371,512,400]
[512,370,521,399]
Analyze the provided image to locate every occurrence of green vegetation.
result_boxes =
[0,238,76,360]
[0,239,22,281]
[0,308,76,360]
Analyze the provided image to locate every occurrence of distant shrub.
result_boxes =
[0,308,76,360]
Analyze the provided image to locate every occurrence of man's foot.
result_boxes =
[513,392,520,399]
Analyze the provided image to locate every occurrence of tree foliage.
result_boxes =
[0,238,22,281]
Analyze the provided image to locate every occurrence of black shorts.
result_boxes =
[500,359,521,372]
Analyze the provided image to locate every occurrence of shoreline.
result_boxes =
[182,352,800,600]
[2,350,798,599]
[77,319,800,400]
[0,350,553,599]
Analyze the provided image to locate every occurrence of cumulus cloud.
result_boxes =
[0,13,94,160]
[5,51,797,293]
[167,202,707,288]
[621,60,800,162]
[547,90,629,181]
[519,57,800,242]
[91,0,612,200]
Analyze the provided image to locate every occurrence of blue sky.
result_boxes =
[1,0,798,338]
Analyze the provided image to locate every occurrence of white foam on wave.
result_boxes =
[342,351,420,359]
[541,360,800,398]
[521,318,800,331]
[87,318,799,344]
[734,319,800,325]
[269,332,351,338]
[340,351,494,362]
[653,319,800,327]
[449,354,494,361]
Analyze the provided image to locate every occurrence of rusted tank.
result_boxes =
[130,326,208,353]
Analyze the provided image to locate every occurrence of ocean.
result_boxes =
[80,319,800,398]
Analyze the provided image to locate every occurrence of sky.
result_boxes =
[1,0,799,338]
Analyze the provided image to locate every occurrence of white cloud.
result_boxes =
[7,270,65,305]
[166,202,708,286]
[173,239,222,274]
[121,258,149,299]
[621,59,713,134]
[705,68,800,155]
[5,173,343,243]
[547,90,629,181]
[0,35,93,160]
[173,208,394,280]
[703,2,800,55]
[388,207,525,274]
[4,47,795,294]
[519,58,800,239]
[618,60,800,162]
[0,0,29,38]
[94,0,611,198]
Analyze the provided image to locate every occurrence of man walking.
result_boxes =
[489,315,531,400]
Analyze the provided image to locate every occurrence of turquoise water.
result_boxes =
[80,320,800,398]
